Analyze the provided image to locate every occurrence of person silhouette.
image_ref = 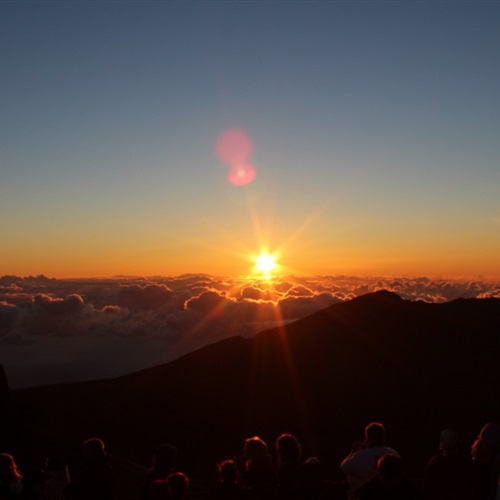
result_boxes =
[207,459,251,499]
[0,453,23,497]
[275,433,302,499]
[473,423,500,500]
[341,422,399,498]
[297,457,328,500]
[423,428,479,500]
[355,454,420,499]
[64,438,113,500]
[148,472,188,500]
[241,437,275,499]
[166,472,189,500]
[143,444,177,500]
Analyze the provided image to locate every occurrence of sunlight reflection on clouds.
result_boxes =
[0,274,498,387]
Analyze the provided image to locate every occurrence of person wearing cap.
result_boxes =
[423,428,479,500]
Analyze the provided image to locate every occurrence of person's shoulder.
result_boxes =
[341,447,376,473]
[341,449,365,468]
[379,446,400,457]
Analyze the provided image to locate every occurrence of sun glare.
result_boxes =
[255,252,277,276]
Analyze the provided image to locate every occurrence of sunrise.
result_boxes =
[255,252,277,277]
[1,1,499,498]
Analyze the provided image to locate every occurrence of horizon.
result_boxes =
[3,270,500,283]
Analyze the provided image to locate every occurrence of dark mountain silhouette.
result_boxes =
[5,291,500,484]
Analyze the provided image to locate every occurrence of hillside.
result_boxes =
[3,290,500,482]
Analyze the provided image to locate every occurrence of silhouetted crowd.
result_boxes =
[2,421,500,499]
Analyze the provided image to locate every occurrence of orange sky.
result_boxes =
[2,2,499,281]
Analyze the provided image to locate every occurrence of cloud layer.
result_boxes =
[1,274,498,388]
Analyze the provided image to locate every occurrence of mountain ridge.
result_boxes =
[3,290,499,481]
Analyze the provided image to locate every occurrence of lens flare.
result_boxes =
[216,128,254,166]
[216,128,257,186]
[228,163,256,187]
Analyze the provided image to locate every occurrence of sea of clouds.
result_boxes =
[1,274,498,388]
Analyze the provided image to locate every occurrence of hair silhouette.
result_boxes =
[365,423,386,447]
[276,433,302,464]
[166,472,189,500]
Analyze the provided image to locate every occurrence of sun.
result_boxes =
[255,252,277,276]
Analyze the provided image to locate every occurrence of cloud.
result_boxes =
[277,292,342,320]
[20,294,86,337]
[33,293,84,314]
[0,274,498,388]
[239,286,263,301]
[285,285,314,297]
[0,301,19,336]
[239,286,278,302]
[477,287,500,299]
[185,290,232,315]
[94,284,174,311]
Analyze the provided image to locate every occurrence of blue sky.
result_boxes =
[1,1,499,278]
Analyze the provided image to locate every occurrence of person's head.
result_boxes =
[439,428,460,453]
[300,457,324,494]
[152,444,177,472]
[365,422,386,447]
[217,459,240,485]
[167,472,189,500]
[276,433,302,463]
[479,423,500,455]
[243,436,270,463]
[377,454,403,488]
[0,453,22,481]
[84,437,107,460]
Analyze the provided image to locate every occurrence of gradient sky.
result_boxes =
[2,1,499,279]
